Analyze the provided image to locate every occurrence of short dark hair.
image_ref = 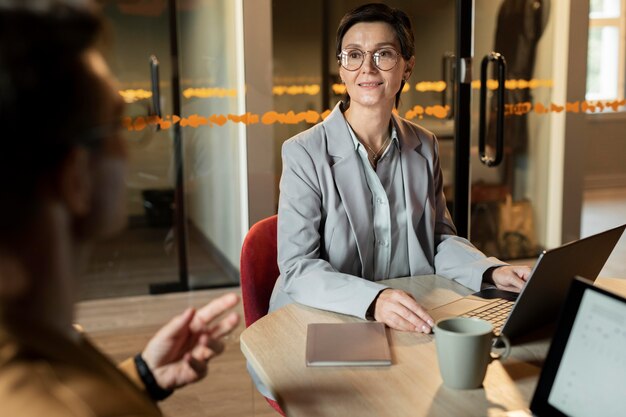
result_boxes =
[0,1,103,238]
[336,3,415,109]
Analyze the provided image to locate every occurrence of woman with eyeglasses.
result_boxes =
[270,3,530,334]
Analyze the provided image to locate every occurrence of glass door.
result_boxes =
[82,0,242,300]
[82,1,181,299]
[466,0,555,261]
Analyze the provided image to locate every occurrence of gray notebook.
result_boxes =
[305,322,392,367]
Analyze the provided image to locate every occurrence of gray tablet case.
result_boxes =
[306,322,392,367]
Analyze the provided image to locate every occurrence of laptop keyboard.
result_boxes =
[461,298,514,335]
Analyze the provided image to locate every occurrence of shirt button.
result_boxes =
[376,197,384,204]
[379,240,389,247]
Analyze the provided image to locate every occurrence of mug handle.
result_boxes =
[490,334,511,361]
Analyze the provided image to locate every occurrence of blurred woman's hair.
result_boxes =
[0,1,103,240]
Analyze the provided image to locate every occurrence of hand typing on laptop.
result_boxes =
[371,265,531,334]
[489,265,532,292]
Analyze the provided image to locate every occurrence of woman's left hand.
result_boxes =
[491,265,532,292]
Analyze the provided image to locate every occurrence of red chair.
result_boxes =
[240,215,285,416]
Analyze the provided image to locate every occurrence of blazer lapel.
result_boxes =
[325,104,374,279]
[393,114,433,272]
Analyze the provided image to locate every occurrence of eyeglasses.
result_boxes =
[337,48,400,71]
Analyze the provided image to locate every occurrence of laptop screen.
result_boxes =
[530,278,626,417]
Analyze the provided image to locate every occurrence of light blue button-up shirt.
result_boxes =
[345,120,410,280]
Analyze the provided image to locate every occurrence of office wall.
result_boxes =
[244,0,277,226]
[563,1,626,242]
[579,0,626,190]
[571,3,626,190]
[583,116,626,189]
[560,0,587,244]
[527,5,557,250]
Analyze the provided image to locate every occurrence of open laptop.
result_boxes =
[528,277,626,416]
[429,224,625,341]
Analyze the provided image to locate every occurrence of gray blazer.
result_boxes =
[270,103,505,319]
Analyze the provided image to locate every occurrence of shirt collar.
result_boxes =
[344,118,399,151]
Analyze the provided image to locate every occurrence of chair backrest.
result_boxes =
[240,215,288,416]
[240,215,279,328]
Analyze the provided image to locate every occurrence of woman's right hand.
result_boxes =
[373,289,434,333]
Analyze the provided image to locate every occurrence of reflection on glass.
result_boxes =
[177,0,244,289]
[586,26,619,100]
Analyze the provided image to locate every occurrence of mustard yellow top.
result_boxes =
[0,317,161,417]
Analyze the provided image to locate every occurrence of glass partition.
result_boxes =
[82,2,180,300]
[82,0,624,300]
[470,0,554,260]
[82,0,242,299]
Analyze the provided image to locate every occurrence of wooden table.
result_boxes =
[240,276,626,417]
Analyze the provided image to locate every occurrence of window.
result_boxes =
[586,0,626,101]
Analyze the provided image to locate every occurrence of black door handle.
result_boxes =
[479,52,507,167]
[441,52,456,120]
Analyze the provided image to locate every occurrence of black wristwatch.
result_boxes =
[134,354,174,401]
[482,266,499,285]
